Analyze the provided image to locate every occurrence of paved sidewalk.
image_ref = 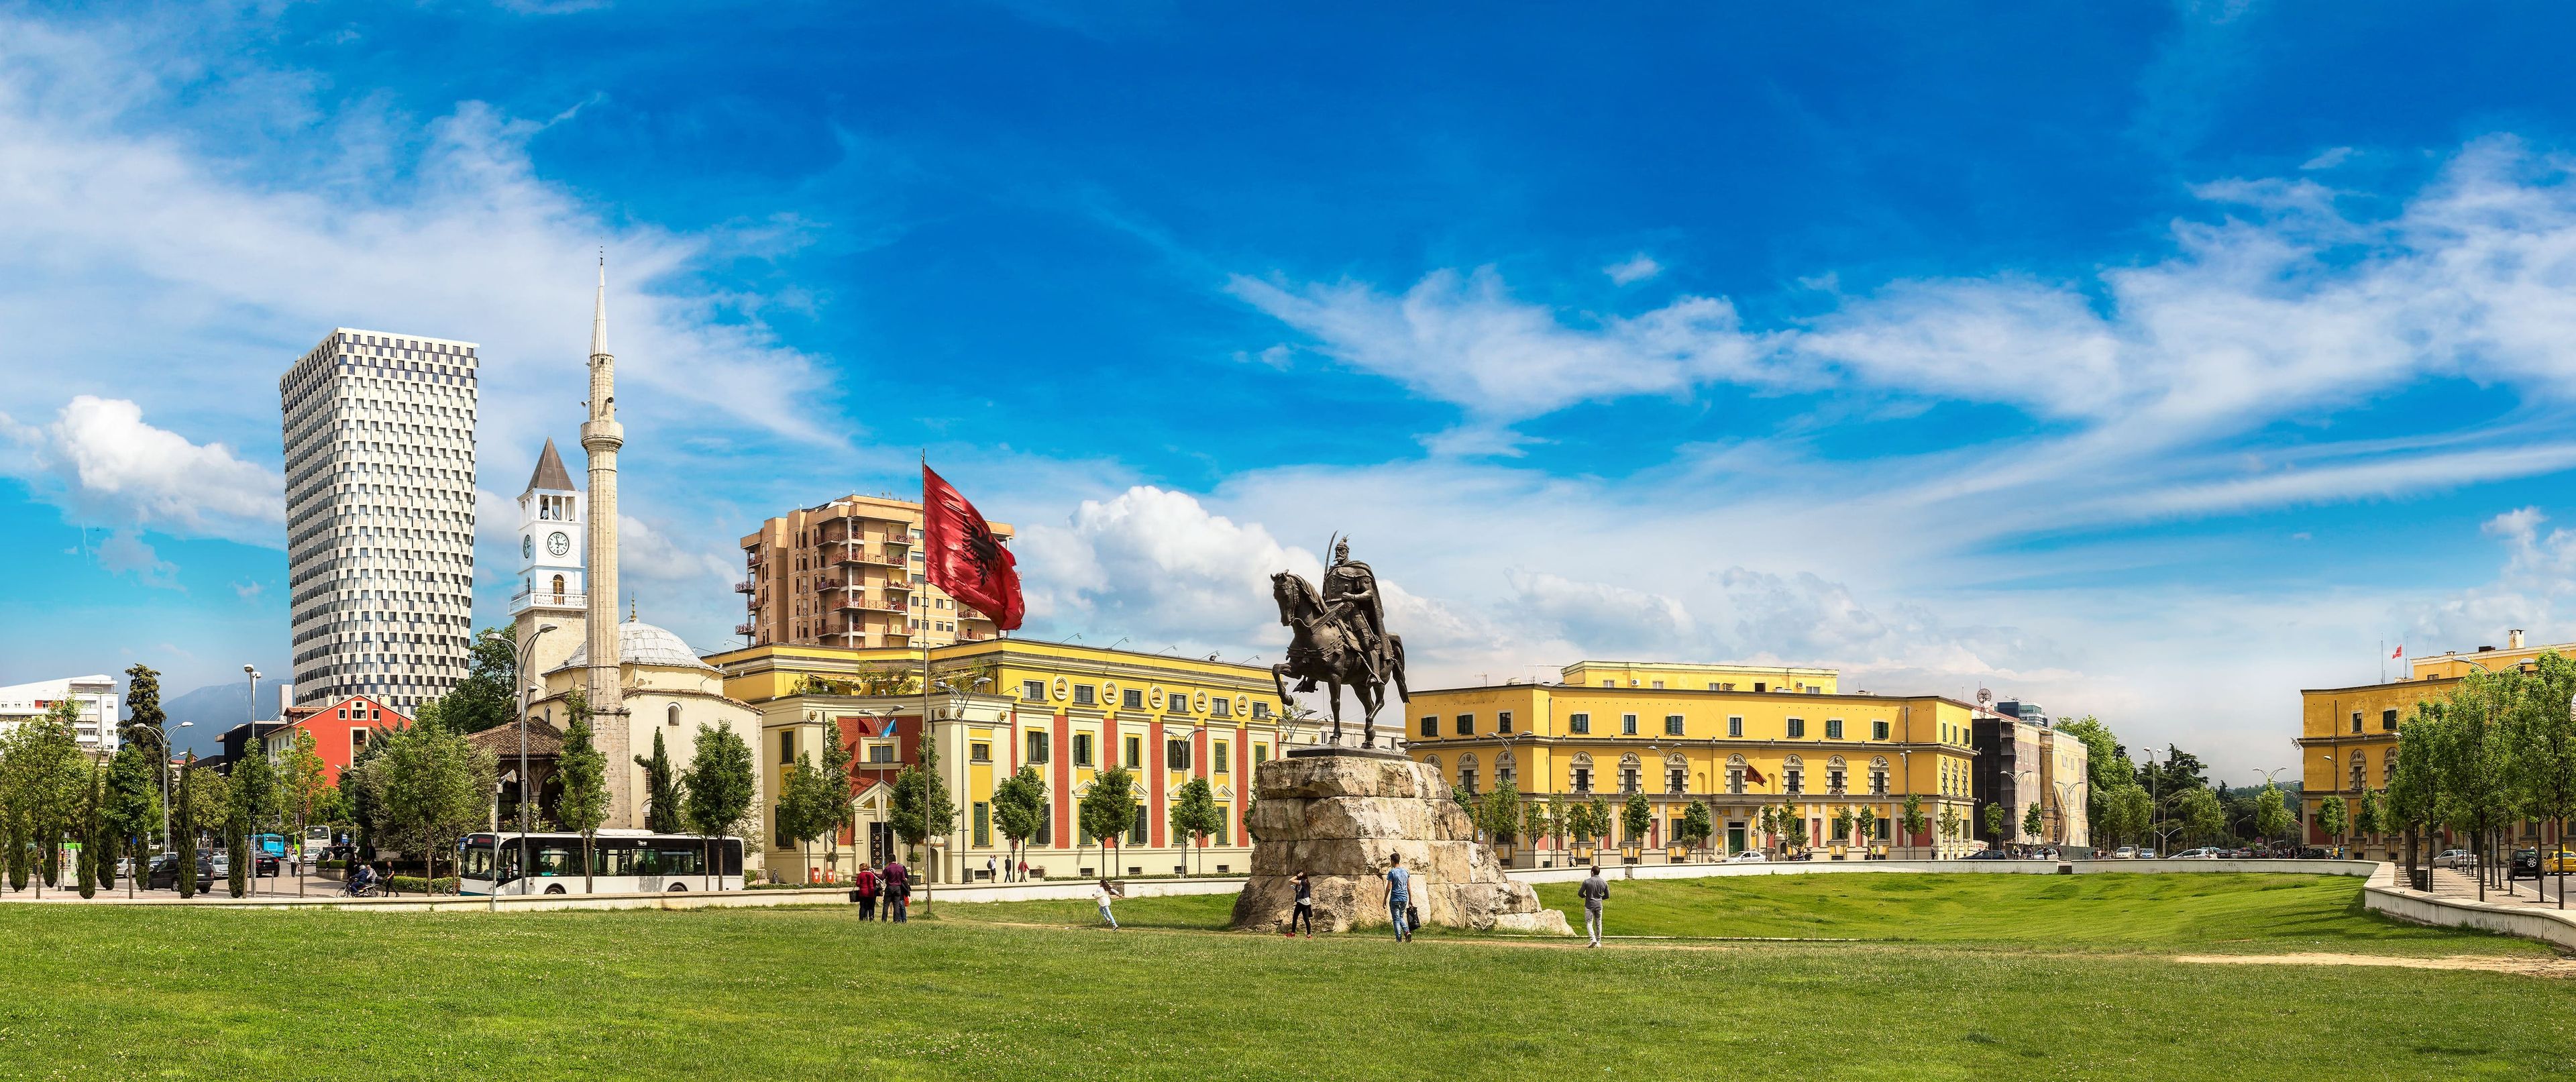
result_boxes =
[2426,867,2576,913]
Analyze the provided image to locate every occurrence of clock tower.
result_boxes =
[511,437,589,681]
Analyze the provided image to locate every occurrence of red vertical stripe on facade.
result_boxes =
[1051,712,1071,849]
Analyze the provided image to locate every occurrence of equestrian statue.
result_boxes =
[1271,535,1409,748]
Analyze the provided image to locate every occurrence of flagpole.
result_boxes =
[921,449,938,886]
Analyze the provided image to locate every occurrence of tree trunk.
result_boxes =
[582,832,595,896]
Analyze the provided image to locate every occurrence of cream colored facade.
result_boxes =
[1561,660,1838,695]
[1406,678,1981,863]
[735,495,1015,651]
[520,619,765,838]
[711,640,1315,884]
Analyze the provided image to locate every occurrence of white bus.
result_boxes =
[457,829,747,896]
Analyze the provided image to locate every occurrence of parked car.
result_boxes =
[2110,846,2138,860]
[1962,849,2011,861]
[146,853,216,891]
[2136,848,2158,860]
[2538,850,2576,875]
[2169,847,2222,859]
[2434,848,2475,869]
[1724,850,1769,863]
[2509,848,2539,879]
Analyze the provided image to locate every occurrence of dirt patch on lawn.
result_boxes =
[2172,953,2576,977]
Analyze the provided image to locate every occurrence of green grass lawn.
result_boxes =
[1529,872,2559,955]
[1,875,2569,1080]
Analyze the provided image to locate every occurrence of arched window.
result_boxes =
[551,574,566,597]
[2382,755,2396,787]
[1664,752,1688,794]
[1869,756,1890,796]
[1782,755,1805,796]
[1617,752,1643,795]
[1725,753,1748,795]
[1458,753,1479,795]
[1825,755,1848,795]
[1570,752,1595,795]
[666,703,681,727]
[1495,748,1516,788]
[2349,751,2366,791]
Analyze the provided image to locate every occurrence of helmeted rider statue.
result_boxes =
[1297,537,1385,692]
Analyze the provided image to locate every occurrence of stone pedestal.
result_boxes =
[1232,752,1571,935]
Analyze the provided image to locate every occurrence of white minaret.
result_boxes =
[510,438,588,681]
[580,260,633,826]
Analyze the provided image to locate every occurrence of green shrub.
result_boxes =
[387,875,459,894]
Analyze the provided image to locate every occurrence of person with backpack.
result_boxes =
[1385,855,1413,942]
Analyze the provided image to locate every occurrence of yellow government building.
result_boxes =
[709,639,1308,884]
[2296,630,2564,861]
[1405,661,1982,862]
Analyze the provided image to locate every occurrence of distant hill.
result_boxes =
[160,673,284,759]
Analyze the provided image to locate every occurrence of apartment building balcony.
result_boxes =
[834,596,906,614]
[827,542,903,568]
[733,622,755,637]
[731,580,755,594]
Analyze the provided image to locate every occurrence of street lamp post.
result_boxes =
[514,624,558,895]
[244,665,261,896]
[120,721,186,899]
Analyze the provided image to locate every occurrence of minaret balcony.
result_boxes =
[509,588,586,614]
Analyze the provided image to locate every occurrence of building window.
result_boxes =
[1455,714,1473,736]
[1664,714,1684,736]
[973,802,991,847]
[1572,767,1592,794]
[2381,709,2398,731]
[1785,769,1804,795]
[1212,698,1230,718]
[1128,807,1149,847]
[1620,766,1640,794]
[970,742,991,763]
[1252,702,1271,720]
[1022,680,1046,701]
[1167,739,1191,771]
[1827,767,1846,795]
[1214,741,1229,772]
[1073,733,1094,766]
[1124,736,1142,769]
[1621,714,1638,736]
[2351,712,2362,734]
[1870,768,1888,796]
[1420,716,1438,737]
[1727,716,1743,738]
[780,731,796,765]
[1666,767,1686,794]
[1651,680,1664,690]
[1872,720,1890,741]
[1498,711,1513,735]
[1825,719,1844,740]
[1569,713,1591,735]
[667,704,681,728]
[1026,731,1050,763]
[1073,685,1095,706]
[1124,690,1144,710]
[1788,718,1806,739]
[1727,763,1745,794]
[1458,767,1477,795]
[868,743,895,764]
[1254,744,1269,765]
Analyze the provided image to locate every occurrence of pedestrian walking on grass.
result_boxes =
[886,858,911,923]
[1578,864,1610,947]
[854,863,879,920]
[1385,855,1413,942]
[1018,858,1030,883]
[1093,878,1120,929]
[1285,871,1315,938]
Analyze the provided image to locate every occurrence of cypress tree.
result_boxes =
[635,729,685,834]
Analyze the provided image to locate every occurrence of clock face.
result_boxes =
[521,535,533,559]
[548,531,572,557]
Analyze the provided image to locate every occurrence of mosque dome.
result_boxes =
[557,619,718,673]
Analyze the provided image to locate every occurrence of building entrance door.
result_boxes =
[868,822,891,867]
[1726,823,1746,853]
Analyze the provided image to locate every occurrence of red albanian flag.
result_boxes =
[921,464,1025,631]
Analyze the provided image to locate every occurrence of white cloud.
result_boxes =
[95,527,179,589]
[2301,146,2355,170]
[1017,486,1322,652]
[231,580,263,601]
[1,396,282,543]
[1603,253,1663,285]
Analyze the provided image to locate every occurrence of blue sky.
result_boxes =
[7,2,2576,775]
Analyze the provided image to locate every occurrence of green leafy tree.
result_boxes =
[102,743,157,895]
[2355,788,2387,841]
[774,751,835,885]
[554,704,609,894]
[1899,794,1927,853]
[1981,802,2004,847]
[2098,784,2152,849]
[20,702,89,895]
[2510,652,2576,906]
[1621,792,1651,849]
[1079,765,1137,875]
[2053,715,2127,838]
[2386,700,2450,871]
[354,720,496,892]
[2021,802,2045,845]
[1937,803,1962,847]
[2253,785,2296,853]
[1521,796,1554,855]
[1678,800,1713,854]
[680,723,758,891]
[888,734,955,872]
[2314,794,2349,855]
[226,734,282,898]
[170,758,224,898]
[75,764,103,899]
[2176,787,2226,847]
[121,661,167,854]
[435,626,521,734]
[284,728,329,892]
[634,728,685,834]
[1855,806,1878,850]
[1831,806,1856,847]
[1774,800,1802,854]
[1167,777,1222,876]
[819,718,857,873]
[1587,796,1613,851]
[991,765,1047,880]
[2438,671,2515,896]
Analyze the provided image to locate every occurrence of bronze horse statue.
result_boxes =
[1271,571,1409,748]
